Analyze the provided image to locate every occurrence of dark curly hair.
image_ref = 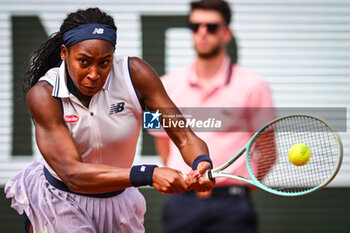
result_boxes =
[190,0,232,25]
[23,7,117,94]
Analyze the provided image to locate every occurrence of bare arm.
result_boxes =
[129,57,214,191]
[27,81,133,194]
[129,57,209,166]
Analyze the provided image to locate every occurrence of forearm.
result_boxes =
[176,134,209,167]
[60,162,132,193]
[36,126,134,193]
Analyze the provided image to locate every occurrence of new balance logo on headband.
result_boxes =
[63,24,116,48]
[93,28,104,34]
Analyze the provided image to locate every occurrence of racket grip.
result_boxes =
[204,170,213,180]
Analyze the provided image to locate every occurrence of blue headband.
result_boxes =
[63,23,116,48]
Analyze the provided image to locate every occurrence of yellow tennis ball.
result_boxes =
[288,143,311,166]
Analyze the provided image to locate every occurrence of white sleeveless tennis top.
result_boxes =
[39,55,143,180]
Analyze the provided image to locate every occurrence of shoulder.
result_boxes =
[233,65,264,82]
[27,81,62,124]
[39,67,60,86]
[232,65,274,107]
[27,81,56,111]
[128,56,157,75]
[112,54,128,65]
[27,80,54,102]
[160,67,189,88]
[232,65,270,89]
[127,57,161,91]
[109,56,156,86]
[127,56,165,103]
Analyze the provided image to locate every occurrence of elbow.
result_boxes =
[65,178,82,193]
[59,169,85,193]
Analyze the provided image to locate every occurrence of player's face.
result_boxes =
[61,40,115,96]
[189,9,232,58]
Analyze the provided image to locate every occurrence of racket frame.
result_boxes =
[207,114,343,196]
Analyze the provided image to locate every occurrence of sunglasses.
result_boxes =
[188,22,226,34]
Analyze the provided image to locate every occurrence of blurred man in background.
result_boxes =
[152,0,275,232]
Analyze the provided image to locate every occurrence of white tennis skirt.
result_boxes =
[4,159,146,233]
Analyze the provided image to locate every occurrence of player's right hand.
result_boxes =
[185,161,215,192]
[152,167,188,194]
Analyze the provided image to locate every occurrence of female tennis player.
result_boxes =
[5,7,214,233]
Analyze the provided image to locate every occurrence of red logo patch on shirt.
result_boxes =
[65,115,80,123]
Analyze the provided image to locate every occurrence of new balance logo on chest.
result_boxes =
[109,102,125,115]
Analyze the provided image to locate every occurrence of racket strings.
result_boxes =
[249,115,340,194]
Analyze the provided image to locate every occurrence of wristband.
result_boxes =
[130,164,158,187]
[191,155,213,170]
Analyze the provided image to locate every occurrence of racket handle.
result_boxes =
[204,170,213,180]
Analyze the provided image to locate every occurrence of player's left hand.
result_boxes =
[185,161,215,192]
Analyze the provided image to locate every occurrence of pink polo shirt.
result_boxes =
[156,56,275,187]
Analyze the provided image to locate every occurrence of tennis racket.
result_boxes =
[205,114,343,196]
